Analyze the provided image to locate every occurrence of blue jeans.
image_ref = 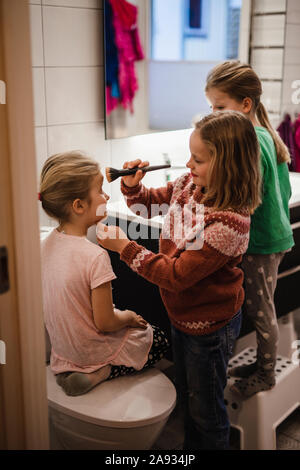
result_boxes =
[171,310,242,450]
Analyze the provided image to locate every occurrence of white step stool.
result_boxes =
[225,347,300,450]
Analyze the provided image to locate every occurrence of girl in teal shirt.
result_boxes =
[205,61,294,398]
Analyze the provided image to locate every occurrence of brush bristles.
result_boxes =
[105,167,120,183]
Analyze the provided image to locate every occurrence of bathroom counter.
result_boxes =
[106,171,300,223]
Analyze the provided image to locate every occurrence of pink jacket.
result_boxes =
[294,117,300,172]
[107,0,144,114]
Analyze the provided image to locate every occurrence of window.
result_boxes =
[184,0,210,38]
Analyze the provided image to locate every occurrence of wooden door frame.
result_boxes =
[0,0,49,449]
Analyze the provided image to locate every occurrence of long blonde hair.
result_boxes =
[40,151,100,223]
[195,111,262,214]
[205,60,290,164]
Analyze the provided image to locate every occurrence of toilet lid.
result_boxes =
[47,366,177,428]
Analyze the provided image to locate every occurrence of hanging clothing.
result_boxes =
[277,114,295,171]
[293,116,300,172]
[109,0,144,113]
[104,0,120,114]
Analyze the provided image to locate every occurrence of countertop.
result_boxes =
[107,172,300,229]
[39,172,300,239]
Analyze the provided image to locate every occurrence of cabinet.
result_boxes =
[105,198,300,354]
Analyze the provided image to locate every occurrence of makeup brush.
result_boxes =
[105,164,171,183]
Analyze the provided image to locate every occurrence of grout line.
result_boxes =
[39,3,102,11]
[36,120,105,128]
[41,65,104,68]
[40,4,49,155]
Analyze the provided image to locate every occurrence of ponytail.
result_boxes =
[256,102,291,164]
[206,61,291,165]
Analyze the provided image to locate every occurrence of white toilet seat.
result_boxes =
[47,366,177,429]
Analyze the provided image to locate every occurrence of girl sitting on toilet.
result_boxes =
[39,151,169,397]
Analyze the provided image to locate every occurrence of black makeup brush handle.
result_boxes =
[117,164,171,177]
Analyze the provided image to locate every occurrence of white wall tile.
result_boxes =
[47,122,112,195]
[42,0,102,8]
[253,0,286,14]
[34,126,48,185]
[261,81,282,113]
[251,15,285,47]
[268,112,281,128]
[29,4,44,66]
[251,48,284,79]
[45,66,104,125]
[43,6,103,66]
[32,68,47,126]
[30,1,42,4]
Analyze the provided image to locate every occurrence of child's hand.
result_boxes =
[122,159,149,188]
[126,310,148,329]
[97,223,130,253]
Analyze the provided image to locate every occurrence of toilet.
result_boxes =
[47,365,177,450]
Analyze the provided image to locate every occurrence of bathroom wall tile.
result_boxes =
[251,48,284,80]
[251,15,285,47]
[42,0,102,8]
[29,4,44,66]
[30,0,42,4]
[34,127,48,184]
[45,66,104,125]
[47,122,112,196]
[32,68,47,127]
[253,0,286,14]
[43,6,103,66]
[261,81,282,113]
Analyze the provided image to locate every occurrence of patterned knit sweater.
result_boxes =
[120,173,250,336]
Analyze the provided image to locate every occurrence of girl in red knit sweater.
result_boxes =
[97,111,261,450]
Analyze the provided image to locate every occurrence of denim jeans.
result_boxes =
[171,310,242,450]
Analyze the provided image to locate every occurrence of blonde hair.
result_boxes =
[205,60,290,164]
[195,111,262,214]
[40,151,100,223]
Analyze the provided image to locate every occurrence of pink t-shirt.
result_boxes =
[41,229,153,374]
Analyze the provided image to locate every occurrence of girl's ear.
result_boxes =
[242,97,253,114]
[72,198,85,214]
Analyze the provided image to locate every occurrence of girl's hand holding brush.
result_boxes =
[122,159,149,187]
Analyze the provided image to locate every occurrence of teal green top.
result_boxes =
[247,127,295,254]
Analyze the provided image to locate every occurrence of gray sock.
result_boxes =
[56,366,111,397]
[230,371,275,399]
[228,361,258,378]
[61,373,96,396]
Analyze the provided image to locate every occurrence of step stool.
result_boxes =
[225,347,300,450]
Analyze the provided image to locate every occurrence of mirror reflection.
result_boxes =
[104,0,243,139]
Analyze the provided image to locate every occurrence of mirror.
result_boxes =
[104,0,247,139]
